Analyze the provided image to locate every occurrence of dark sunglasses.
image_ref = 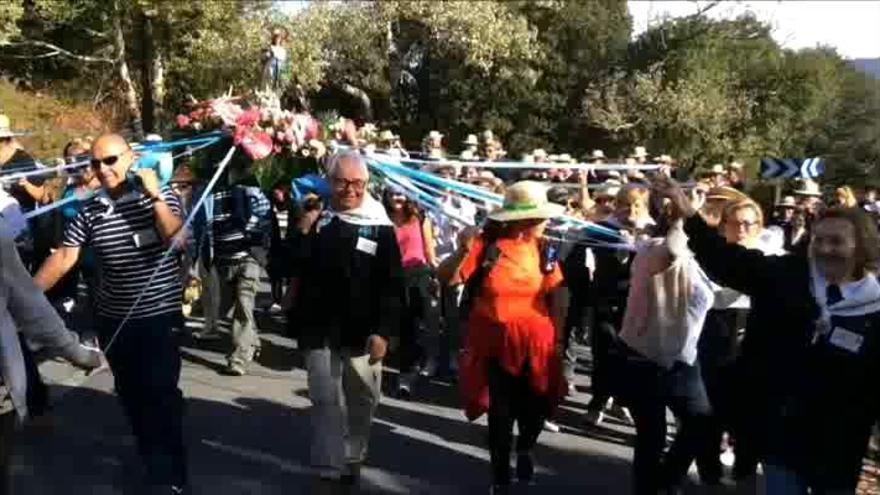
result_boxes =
[90,153,125,169]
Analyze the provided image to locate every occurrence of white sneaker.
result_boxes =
[720,448,735,467]
[397,373,415,398]
[619,406,635,425]
[586,410,605,426]
[420,358,438,378]
[543,420,560,433]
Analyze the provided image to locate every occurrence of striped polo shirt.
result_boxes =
[62,185,182,319]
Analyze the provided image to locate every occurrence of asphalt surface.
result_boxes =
[14,284,762,494]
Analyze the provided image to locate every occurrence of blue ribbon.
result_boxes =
[366,154,626,242]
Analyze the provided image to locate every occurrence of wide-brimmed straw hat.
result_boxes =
[427,130,444,140]
[588,149,606,162]
[705,186,749,202]
[0,115,28,139]
[488,181,565,222]
[462,134,479,146]
[776,195,798,208]
[631,146,648,158]
[793,180,822,197]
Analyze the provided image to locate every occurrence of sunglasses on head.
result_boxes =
[90,153,126,169]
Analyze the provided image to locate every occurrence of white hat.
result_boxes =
[554,153,572,163]
[378,130,397,142]
[655,154,673,164]
[794,180,822,197]
[589,149,606,161]
[631,146,648,158]
[0,115,28,139]
[427,130,444,140]
[728,160,744,170]
[710,164,726,175]
[481,129,494,141]
[776,195,798,208]
[462,134,479,146]
[532,148,548,159]
[488,181,565,222]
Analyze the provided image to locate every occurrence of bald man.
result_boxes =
[35,133,188,492]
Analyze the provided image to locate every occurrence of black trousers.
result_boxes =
[0,412,15,495]
[487,360,547,485]
[97,313,187,488]
[623,355,714,494]
[586,317,618,411]
[398,266,439,373]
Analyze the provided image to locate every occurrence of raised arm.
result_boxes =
[655,178,777,296]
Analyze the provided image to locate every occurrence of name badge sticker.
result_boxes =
[356,237,378,256]
[829,327,865,353]
[132,228,160,248]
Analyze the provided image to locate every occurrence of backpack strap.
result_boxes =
[459,241,501,319]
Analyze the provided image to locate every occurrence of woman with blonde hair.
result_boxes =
[835,185,858,208]
[439,181,567,493]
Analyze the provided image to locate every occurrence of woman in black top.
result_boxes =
[658,177,880,493]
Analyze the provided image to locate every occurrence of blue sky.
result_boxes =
[275,1,880,59]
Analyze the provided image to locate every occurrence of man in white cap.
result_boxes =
[423,130,444,158]
[793,179,823,217]
[631,146,649,165]
[462,134,479,156]
[0,115,47,223]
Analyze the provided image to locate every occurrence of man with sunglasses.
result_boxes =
[34,133,188,494]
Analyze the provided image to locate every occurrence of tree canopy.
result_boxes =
[0,0,877,185]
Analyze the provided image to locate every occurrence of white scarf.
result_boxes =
[810,263,880,337]
[318,194,392,229]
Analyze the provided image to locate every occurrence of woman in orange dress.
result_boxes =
[438,181,568,493]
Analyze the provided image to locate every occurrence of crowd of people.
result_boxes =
[0,110,878,495]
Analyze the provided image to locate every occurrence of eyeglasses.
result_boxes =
[332,178,366,191]
[90,153,125,169]
[729,220,761,230]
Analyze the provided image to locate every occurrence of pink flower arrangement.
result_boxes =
[175,93,324,161]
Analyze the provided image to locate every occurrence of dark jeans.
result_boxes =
[623,353,714,494]
[20,334,49,417]
[97,313,187,488]
[0,412,15,495]
[438,284,461,374]
[487,360,547,486]
[398,266,439,373]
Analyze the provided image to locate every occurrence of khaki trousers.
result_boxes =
[306,348,382,474]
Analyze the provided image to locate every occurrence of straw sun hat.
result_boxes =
[488,181,565,222]
[0,114,28,138]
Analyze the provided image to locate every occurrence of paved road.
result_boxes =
[15,288,756,494]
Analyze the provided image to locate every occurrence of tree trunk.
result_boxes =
[113,0,143,140]
[151,44,165,132]
[140,11,166,134]
[387,20,401,125]
[140,13,155,133]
